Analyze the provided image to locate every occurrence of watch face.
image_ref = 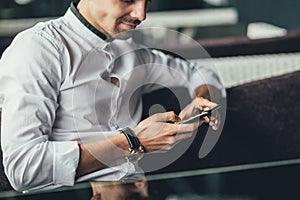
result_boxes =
[127,152,144,162]
[127,146,144,162]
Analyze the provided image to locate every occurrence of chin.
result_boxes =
[112,28,134,40]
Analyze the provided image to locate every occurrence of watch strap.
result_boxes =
[120,127,141,150]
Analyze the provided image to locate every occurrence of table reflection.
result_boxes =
[90,180,148,200]
[1,159,300,199]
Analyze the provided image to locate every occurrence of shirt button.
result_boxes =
[105,53,111,60]
[114,124,119,129]
[110,122,119,129]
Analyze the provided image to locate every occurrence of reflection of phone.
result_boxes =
[179,105,222,124]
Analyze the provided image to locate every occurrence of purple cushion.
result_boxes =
[218,71,300,164]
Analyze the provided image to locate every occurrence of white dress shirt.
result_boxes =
[0,4,224,191]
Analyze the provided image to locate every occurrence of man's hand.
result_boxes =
[90,180,149,200]
[133,111,201,153]
[77,98,221,177]
[179,97,220,131]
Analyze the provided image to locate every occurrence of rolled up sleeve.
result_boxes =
[143,49,225,98]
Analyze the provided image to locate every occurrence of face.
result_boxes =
[77,0,150,38]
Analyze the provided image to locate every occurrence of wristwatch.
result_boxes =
[120,127,145,162]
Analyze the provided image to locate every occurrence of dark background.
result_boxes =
[0,0,299,30]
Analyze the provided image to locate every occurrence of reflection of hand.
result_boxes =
[133,111,201,153]
[90,180,148,200]
[179,97,220,130]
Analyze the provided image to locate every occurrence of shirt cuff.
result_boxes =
[53,141,80,186]
[189,67,226,98]
[75,161,136,183]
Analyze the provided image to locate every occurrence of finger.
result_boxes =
[154,111,178,122]
[203,116,210,123]
[178,111,188,121]
[197,98,218,111]
[209,114,220,130]
[196,97,217,111]
[175,132,194,142]
[177,121,203,133]
[174,115,181,123]
[210,122,219,131]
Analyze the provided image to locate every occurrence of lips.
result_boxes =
[121,21,137,29]
[119,18,141,30]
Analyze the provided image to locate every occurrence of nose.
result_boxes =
[130,1,147,21]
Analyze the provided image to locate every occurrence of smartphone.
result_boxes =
[179,104,222,124]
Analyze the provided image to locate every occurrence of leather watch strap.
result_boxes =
[121,127,141,150]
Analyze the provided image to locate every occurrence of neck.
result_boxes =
[76,1,111,39]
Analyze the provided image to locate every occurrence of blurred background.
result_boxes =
[0,0,299,39]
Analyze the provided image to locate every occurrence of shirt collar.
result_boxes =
[63,3,110,48]
[70,2,107,41]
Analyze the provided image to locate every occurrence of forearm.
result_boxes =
[194,84,222,102]
[76,133,129,177]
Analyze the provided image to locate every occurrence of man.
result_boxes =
[0,0,224,192]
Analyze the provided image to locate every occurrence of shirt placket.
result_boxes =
[103,45,121,130]
[109,84,121,130]
[109,74,131,131]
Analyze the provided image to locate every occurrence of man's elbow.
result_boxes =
[3,150,53,192]
[5,162,34,192]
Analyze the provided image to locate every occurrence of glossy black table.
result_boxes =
[1,158,300,200]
